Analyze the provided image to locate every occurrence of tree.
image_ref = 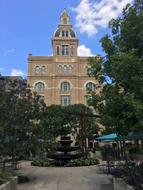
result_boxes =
[40,104,98,149]
[0,77,45,166]
[87,0,143,136]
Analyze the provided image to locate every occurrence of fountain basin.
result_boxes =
[47,153,82,160]
[55,146,80,152]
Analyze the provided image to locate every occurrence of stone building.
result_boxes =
[28,10,98,106]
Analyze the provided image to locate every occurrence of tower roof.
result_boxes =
[60,9,70,25]
[60,9,69,17]
[53,10,77,39]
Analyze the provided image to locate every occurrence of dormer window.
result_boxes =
[62,31,65,37]
[66,31,68,37]
[71,46,74,56]
[62,31,69,37]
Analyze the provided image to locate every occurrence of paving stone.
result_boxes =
[16,161,113,190]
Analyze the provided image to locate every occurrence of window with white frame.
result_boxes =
[62,45,69,56]
[63,65,69,74]
[65,31,68,37]
[35,66,40,74]
[61,81,70,92]
[61,95,70,106]
[34,65,47,74]
[56,45,60,56]
[68,65,73,73]
[57,64,73,74]
[35,82,45,93]
[86,82,96,92]
[41,66,46,73]
[71,45,74,56]
[58,65,62,73]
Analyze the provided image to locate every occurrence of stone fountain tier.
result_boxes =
[47,152,82,160]
[47,136,82,166]
[58,139,73,147]
[54,146,80,152]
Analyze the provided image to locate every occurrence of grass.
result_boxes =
[0,171,13,185]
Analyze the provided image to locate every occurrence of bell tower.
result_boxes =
[60,9,70,25]
[52,10,78,57]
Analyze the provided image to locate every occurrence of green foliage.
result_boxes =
[87,0,143,136]
[0,171,13,185]
[128,146,143,155]
[66,157,99,167]
[40,104,98,146]
[31,159,51,167]
[0,77,46,160]
[31,158,99,167]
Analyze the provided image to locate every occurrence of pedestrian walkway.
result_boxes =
[16,161,113,190]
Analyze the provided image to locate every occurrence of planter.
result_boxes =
[0,177,17,190]
[113,178,134,190]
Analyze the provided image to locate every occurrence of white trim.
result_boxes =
[84,81,96,89]
[58,79,73,89]
[33,80,47,88]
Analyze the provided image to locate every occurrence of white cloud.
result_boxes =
[10,69,25,77]
[73,0,133,36]
[3,49,15,56]
[78,45,95,56]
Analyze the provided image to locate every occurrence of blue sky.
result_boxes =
[0,0,133,77]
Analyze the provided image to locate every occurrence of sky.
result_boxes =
[0,0,133,77]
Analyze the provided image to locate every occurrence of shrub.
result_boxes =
[128,146,143,155]
[31,159,51,167]
[66,158,99,167]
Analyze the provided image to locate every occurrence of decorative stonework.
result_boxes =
[57,64,73,74]
[34,65,47,74]
[28,10,99,105]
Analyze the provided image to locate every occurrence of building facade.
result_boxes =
[28,10,98,106]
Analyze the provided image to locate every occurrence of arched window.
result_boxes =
[69,65,73,73]
[58,65,62,73]
[62,45,69,56]
[35,82,45,93]
[86,82,96,92]
[71,46,74,55]
[61,81,70,92]
[35,66,40,74]
[63,65,68,74]
[71,46,74,56]
[56,46,60,56]
[41,66,46,73]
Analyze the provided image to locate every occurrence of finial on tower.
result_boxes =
[60,9,70,25]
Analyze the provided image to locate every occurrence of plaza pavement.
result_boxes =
[16,161,113,190]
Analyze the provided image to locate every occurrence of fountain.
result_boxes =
[47,136,82,166]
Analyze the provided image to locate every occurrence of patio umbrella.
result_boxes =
[95,133,117,141]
